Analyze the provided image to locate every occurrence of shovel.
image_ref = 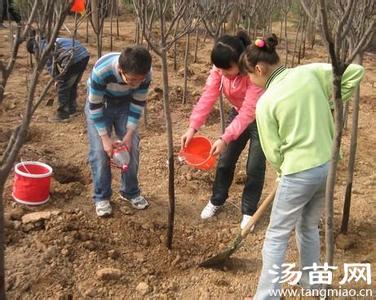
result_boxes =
[199,186,277,268]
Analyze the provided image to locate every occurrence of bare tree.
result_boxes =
[197,0,234,133]
[300,0,319,49]
[300,0,374,277]
[110,0,115,51]
[89,0,111,58]
[198,0,233,41]
[341,0,376,234]
[182,31,190,104]
[0,1,72,296]
[241,0,258,36]
[280,0,291,65]
[291,5,307,67]
[0,0,39,104]
[132,0,199,249]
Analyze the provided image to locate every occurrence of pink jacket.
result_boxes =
[189,66,264,144]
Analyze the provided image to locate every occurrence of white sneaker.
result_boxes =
[200,201,221,219]
[120,194,149,210]
[95,200,112,217]
[240,214,255,231]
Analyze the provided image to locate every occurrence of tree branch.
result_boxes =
[347,19,375,63]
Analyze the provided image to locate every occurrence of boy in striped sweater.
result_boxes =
[85,47,152,217]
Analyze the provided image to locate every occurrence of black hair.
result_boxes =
[240,33,280,71]
[26,37,36,54]
[26,29,38,54]
[211,30,251,69]
[118,46,152,75]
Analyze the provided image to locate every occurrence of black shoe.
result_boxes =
[69,110,80,118]
[51,112,70,123]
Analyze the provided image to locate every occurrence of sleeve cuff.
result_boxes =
[97,128,108,136]
[221,133,231,145]
[126,122,138,130]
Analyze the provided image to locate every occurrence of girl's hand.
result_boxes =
[181,127,196,149]
[210,138,227,156]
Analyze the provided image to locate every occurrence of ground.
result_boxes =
[0,16,375,299]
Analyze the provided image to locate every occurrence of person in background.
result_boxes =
[27,34,90,122]
[240,34,365,299]
[181,31,265,229]
[86,47,152,217]
[0,0,21,27]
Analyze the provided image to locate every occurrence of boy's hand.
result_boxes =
[210,138,226,156]
[181,127,196,149]
[122,129,134,150]
[101,134,113,157]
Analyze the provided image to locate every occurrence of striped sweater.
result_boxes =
[87,52,151,136]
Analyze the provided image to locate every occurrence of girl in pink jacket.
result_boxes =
[181,32,266,228]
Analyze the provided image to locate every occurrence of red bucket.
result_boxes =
[179,136,217,171]
[12,161,53,205]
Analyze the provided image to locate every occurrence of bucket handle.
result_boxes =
[20,159,32,174]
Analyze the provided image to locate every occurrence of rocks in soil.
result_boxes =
[4,213,13,229]
[9,207,25,220]
[335,233,356,250]
[120,205,134,215]
[83,241,97,251]
[96,268,122,281]
[136,282,150,295]
[192,90,201,97]
[78,280,98,298]
[21,210,61,224]
[171,255,181,267]
[134,252,146,263]
[43,246,60,261]
[108,249,120,260]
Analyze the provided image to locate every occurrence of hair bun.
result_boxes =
[236,30,251,47]
[264,33,278,51]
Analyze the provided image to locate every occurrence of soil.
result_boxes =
[0,16,375,299]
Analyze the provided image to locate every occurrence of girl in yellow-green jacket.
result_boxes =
[240,34,364,299]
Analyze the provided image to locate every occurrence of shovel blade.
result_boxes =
[199,234,243,268]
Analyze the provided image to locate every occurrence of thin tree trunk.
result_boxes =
[325,72,345,269]
[96,32,102,58]
[116,0,120,37]
[0,184,4,299]
[253,16,258,40]
[134,19,139,44]
[86,14,89,43]
[193,27,199,63]
[203,30,208,43]
[173,21,179,71]
[291,17,302,67]
[341,53,363,234]
[343,101,349,130]
[182,32,190,104]
[298,18,307,64]
[159,12,175,249]
[284,14,288,65]
[247,16,251,36]
[161,50,175,249]
[110,0,114,51]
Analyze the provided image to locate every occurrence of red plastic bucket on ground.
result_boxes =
[179,136,217,171]
[12,161,53,205]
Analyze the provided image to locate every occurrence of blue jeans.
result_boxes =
[255,162,329,300]
[85,100,141,203]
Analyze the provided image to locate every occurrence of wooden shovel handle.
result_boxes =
[241,185,278,238]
